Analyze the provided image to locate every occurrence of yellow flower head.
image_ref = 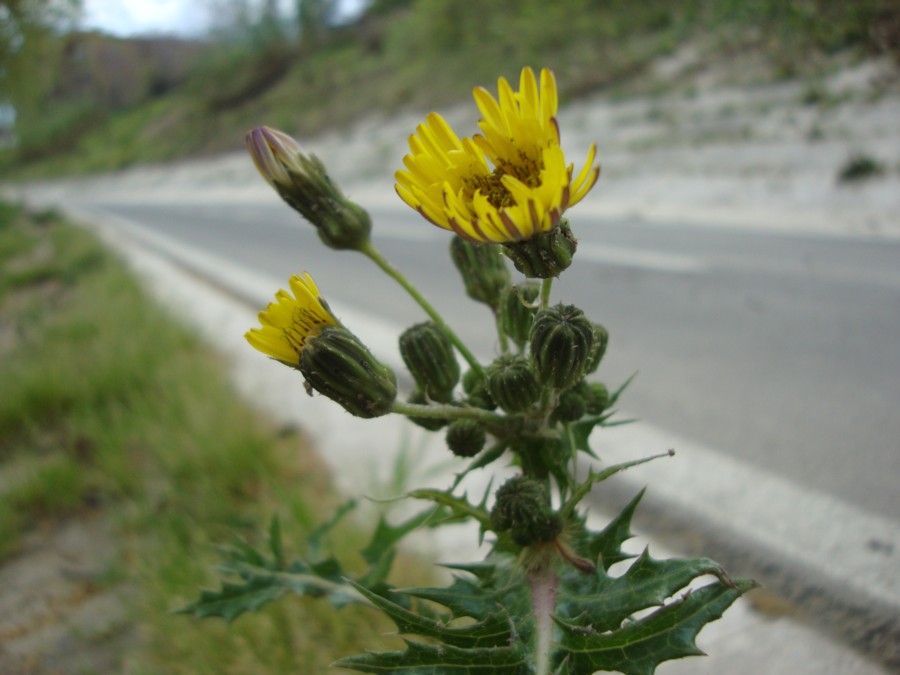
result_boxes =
[395,67,599,244]
[245,273,338,366]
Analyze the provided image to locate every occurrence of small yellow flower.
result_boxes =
[245,272,338,366]
[395,67,599,244]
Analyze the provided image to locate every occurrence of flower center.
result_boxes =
[284,309,328,355]
[466,149,543,210]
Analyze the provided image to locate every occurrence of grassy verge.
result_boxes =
[0,201,394,672]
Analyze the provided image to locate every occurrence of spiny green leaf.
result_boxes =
[561,452,672,520]
[407,488,492,530]
[585,489,643,571]
[608,372,637,407]
[566,416,602,458]
[308,498,357,560]
[333,637,530,674]
[452,441,508,489]
[359,507,440,588]
[557,550,730,631]
[557,578,756,675]
[349,581,513,649]
[175,576,285,622]
[400,575,502,620]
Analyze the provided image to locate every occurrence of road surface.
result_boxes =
[80,199,900,521]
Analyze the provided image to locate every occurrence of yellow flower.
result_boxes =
[245,273,338,366]
[395,67,599,244]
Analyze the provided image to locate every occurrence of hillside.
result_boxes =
[1,0,898,178]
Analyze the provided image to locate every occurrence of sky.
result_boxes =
[79,0,364,37]
[80,0,218,37]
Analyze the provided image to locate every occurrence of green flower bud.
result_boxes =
[399,322,459,403]
[585,382,610,415]
[530,304,594,391]
[299,325,396,418]
[486,355,541,413]
[502,220,577,279]
[584,324,609,375]
[406,389,450,431]
[500,282,540,349]
[445,419,486,458]
[551,384,589,424]
[490,476,562,547]
[462,368,496,410]
[450,238,510,312]
[246,126,372,251]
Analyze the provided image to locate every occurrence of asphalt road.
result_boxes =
[84,199,900,522]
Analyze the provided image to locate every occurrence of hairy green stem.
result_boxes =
[391,400,505,424]
[495,311,510,355]
[361,242,484,377]
[528,565,558,675]
[539,277,554,310]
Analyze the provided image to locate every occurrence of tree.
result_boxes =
[0,0,81,111]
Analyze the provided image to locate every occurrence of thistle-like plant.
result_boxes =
[182,67,754,674]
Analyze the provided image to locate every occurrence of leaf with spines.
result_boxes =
[556,549,734,631]
[335,492,754,675]
[176,576,286,622]
[556,578,756,675]
[333,638,532,674]
[584,489,644,571]
[350,581,514,649]
[360,507,444,589]
[407,487,492,531]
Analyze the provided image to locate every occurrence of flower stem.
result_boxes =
[390,400,505,424]
[361,242,484,377]
[539,277,553,310]
[495,311,510,355]
[528,565,558,675]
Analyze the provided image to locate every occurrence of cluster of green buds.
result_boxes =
[244,122,616,559]
[223,69,750,675]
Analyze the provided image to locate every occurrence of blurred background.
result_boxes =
[1,1,899,673]
[2,0,897,173]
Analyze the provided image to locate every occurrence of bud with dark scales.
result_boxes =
[503,220,577,279]
[584,323,609,375]
[299,325,396,418]
[405,390,450,431]
[530,304,594,390]
[551,385,588,424]
[490,476,563,547]
[462,368,496,410]
[246,126,372,251]
[446,419,486,458]
[500,282,540,349]
[450,238,510,312]
[487,355,541,413]
[399,322,459,403]
[585,382,610,415]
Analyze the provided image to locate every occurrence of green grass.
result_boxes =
[0,202,395,671]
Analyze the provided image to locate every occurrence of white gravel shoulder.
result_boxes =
[13,55,900,240]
